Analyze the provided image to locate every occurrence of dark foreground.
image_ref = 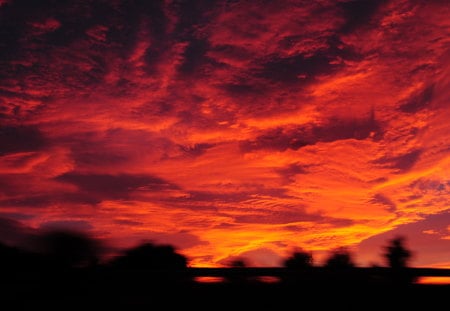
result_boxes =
[1,268,449,310]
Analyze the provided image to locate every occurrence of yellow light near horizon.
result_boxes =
[416,277,450,285]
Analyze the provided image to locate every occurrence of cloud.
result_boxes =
[131,230,208,250]
[370,193,397,213]
[241,113,381,152]
[0,217,36,247]
[0,126,47,155]
[113,219,144,226]
[338,0,387,34]
[255,52,343,85]
[56,173,179,200]
[40,220,94,232]
[374,149,422,173]
[0,212,34,221]
[399,84,434,113]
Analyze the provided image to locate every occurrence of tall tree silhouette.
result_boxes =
[383,236,414,285]
[383,236,412,269]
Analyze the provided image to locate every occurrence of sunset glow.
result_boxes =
[1,0,449,268]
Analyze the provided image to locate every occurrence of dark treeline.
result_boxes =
[0,230,415,273]
[0,231,448,309]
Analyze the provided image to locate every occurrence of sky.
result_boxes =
[0,0,449,268]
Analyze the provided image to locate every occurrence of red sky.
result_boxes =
[1,0,449,268]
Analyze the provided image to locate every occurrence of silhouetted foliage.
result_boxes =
[109,242,187,270]
[324,247,355,268]
[1,227,448,309]
[223,258,250,283]
[383,236,415,285]
[39,230,100,268]
[283,250,313,269]
[229,258,247,267]
[0,242,31,271]
[383,235,412,269]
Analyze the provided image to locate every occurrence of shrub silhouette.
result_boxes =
[0,242,36,272]
[283,250,314,269]
[109,242,187,270]
[324,247,355,268]
[38,230,100,268]
[229,258,247,268]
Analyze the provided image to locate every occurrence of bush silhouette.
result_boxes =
[38,230,100,268]
[109,242,187,270]
[324,247,355,268]
[283,250,314,269]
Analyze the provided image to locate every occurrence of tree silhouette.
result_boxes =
[0,242,35,273]
[324,247,355,268]
[229,258,247,268]
[283,250,313,269]
[39,230,100,268]
[282,249,314,285]
[223,258,249,283]
[383,236,412,269]
[383,236,414,285]
[109,242,187,270]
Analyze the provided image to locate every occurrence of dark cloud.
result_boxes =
[374,149,422,173]
[0,195,57,208]
[134,230,208,250]
[256,52,341,84]
[234,211,312,224]
[221,82,262,97]
[181,187,292,205]
[399,84,434,113]
[0,193,101,208]
[276,163,310,184]
[73,151,129,167]
[213,222,237,229]
[40,220,94,232]
[178,143,215,157]
[338,0,386,34]
[241,114,381,152]
[233,208,354,227]
[113,219,144,226]
[0,212,35,221]
[171,0,218,35]
[178,38,211,75]
[0,126,47,155]
[409,178,448,195]
[56,173,179,200]
[370,193,397,213]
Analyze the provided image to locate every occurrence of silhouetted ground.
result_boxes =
[1,233,446,309]
[1,268,449,310]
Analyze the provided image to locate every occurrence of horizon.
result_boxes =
[1,0,450,269]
